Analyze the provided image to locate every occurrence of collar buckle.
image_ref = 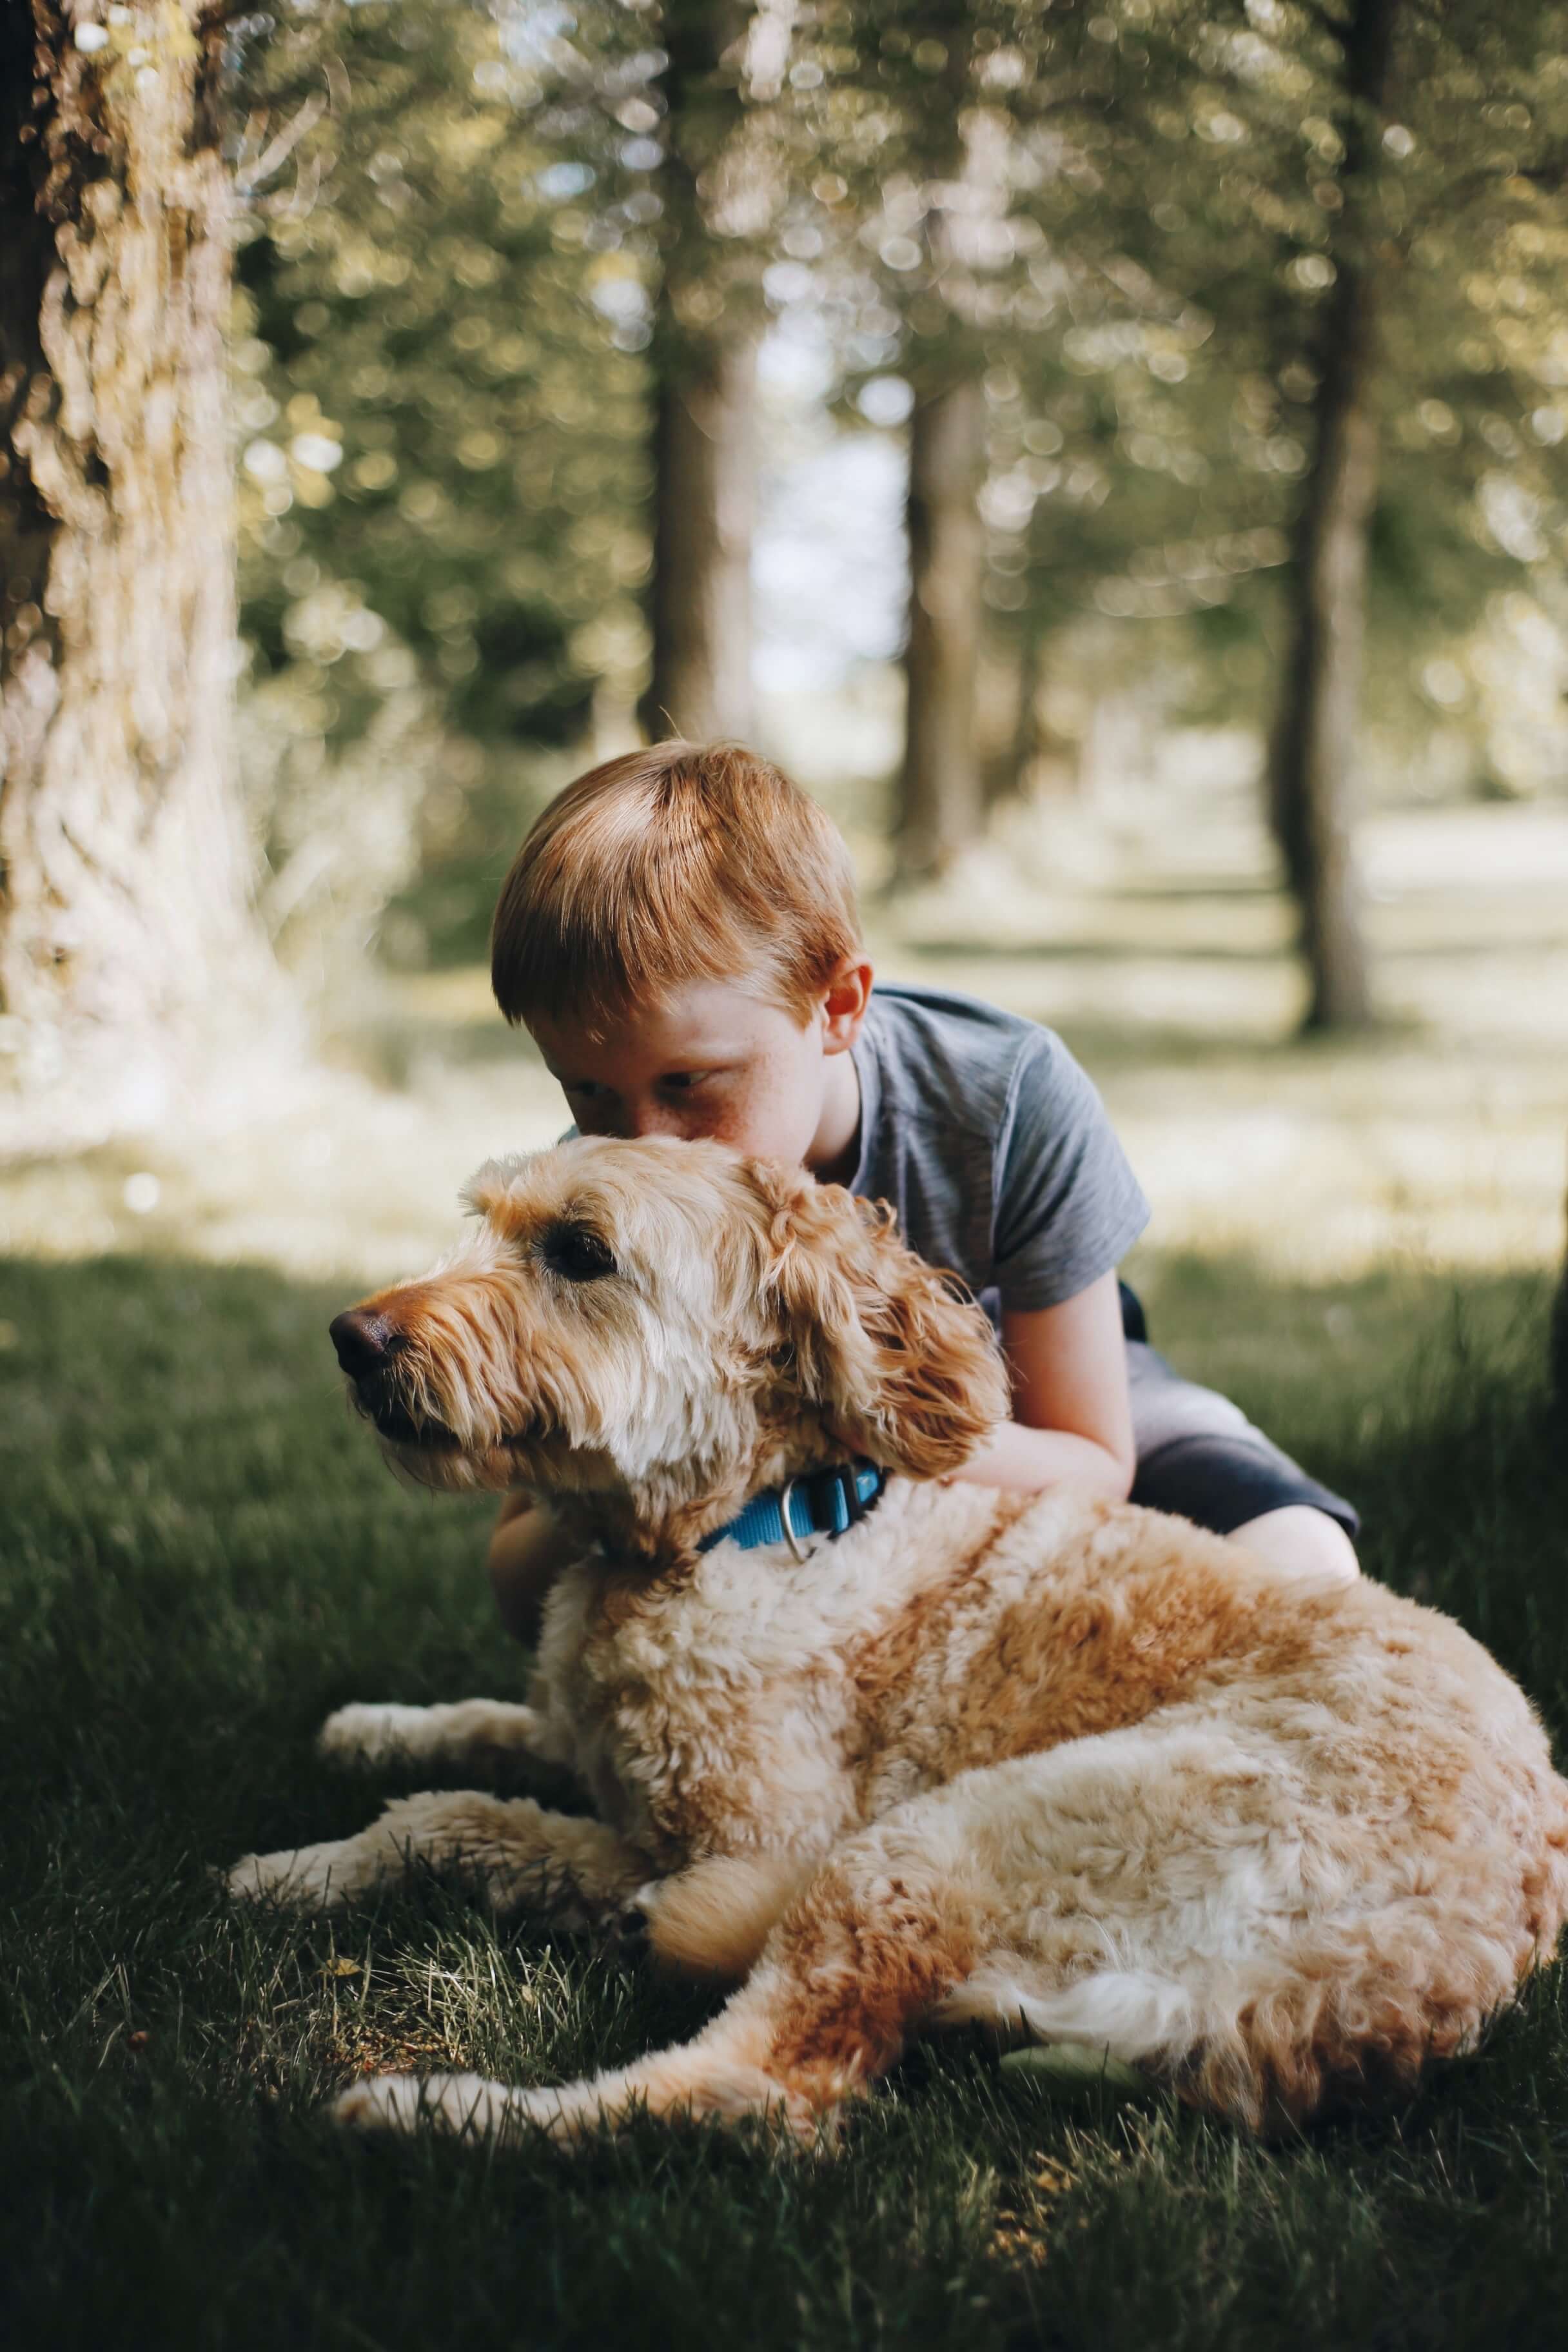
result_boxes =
[698,1459,885,1557]
[776,1475,812,1563]
[811,1460,873,1536]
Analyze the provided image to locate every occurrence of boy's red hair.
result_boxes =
[491,741,863,1035]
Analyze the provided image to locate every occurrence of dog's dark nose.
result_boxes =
[329,1309,404,1379]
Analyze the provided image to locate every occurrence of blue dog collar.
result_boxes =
[698,1460,885,1558]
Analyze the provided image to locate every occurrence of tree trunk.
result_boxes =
[0,1,285,1160]
[1553,1170,1568,1420]
[1267,0,1399,1033]
[636,0,757,747]
[896,375,985,880]
[981,625,1042,812]
[640,329,757,742]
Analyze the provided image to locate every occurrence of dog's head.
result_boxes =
[328,1136,1007,1548]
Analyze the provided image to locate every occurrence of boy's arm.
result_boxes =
[946,1270,1136,1501]
[488,1496,582,1645]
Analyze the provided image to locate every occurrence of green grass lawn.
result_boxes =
[3,1250,1567,2351]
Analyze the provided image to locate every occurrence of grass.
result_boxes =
[3,1249,1568,2350]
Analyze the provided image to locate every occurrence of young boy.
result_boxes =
[484,740,1359,1642]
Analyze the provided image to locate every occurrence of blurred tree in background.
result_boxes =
[787,0,1568,1017]
[230,0,1568,1001]
[233,0,651,973]
[636,0,761,743]
[1044,0,1568,1026]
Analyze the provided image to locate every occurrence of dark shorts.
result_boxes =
[1119,1284,1360,1540]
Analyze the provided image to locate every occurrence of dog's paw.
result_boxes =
[318,1703,431,1768]
[331,2072,427,2134]
[331,2071,504,2139]
[224,1838,360,1909]
[606,1884,655,1965]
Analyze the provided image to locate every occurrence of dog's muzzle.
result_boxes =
[329,1309,403,1380]
[328,1310,455,1447]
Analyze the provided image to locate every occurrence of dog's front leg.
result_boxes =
[317,1698,553,1774]
[225,1794,651,1924]
[333,1825,981,2148]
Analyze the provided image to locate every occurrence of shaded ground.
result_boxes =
[3,1248,1566,2351]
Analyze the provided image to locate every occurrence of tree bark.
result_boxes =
[637,0,758,747]
[640,329,756,742]
[1553,1170,1568,1421]
[0,1,283,1157]
[1267,0,1399,1033]
[980,625,1042,812]
[896,375,985,879]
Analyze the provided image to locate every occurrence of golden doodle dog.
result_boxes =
[228,1135,1568,2143]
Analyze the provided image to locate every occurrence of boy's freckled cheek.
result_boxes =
[689,1110,755,1155]
[709,1076,799,1153]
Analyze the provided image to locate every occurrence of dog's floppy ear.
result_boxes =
[743,1162,1010,1478]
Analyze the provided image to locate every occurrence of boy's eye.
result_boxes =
[540,1222,617,1282]
[660,1072,703,1092]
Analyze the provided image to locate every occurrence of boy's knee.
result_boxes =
[1230,1504,1360,1588]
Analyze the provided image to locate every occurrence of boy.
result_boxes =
[485,740,1358,1641]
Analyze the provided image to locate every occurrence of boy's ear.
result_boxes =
[820,956,875,1054]
[741,1162,1008,1478]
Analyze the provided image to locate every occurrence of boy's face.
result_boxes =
[529,966,871,1175]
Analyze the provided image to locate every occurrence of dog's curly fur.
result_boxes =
[227,1136,1568,2146]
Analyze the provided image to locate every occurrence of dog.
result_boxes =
[227,1135,1568,2144]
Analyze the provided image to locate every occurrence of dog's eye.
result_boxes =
[542,1222,617,1282]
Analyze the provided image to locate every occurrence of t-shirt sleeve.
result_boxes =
[991,1034,1150,1311]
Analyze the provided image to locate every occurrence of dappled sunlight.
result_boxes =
[1,796,1559,1286]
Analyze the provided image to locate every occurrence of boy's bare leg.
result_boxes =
[487,1494,575,1645]
[1231,1505,1359,1585]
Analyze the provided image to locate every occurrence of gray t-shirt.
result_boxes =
[847,984,1150,1328]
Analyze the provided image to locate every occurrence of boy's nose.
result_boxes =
[624,1104,686,1139]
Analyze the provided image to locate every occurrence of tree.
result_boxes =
[0,0,286,1158]
[814,12,1026,877]
[638,1,765,743]
[899,375,985,870]
[1264,0,1397,1029]
[1554,1176,1568,1421]
[961,0,1568,1023]
[235,3,652,758]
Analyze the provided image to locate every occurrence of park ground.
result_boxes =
[3,786,1567,2347]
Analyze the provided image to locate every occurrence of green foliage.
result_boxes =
[226,0,1568,937]
[233,0,652,758]
[778,1,1568,765]
[992,0,1568,758]
[3,1248,1567,2347]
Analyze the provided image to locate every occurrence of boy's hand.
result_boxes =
[949,1273,1136,1501]
[489,1497,576,1645]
